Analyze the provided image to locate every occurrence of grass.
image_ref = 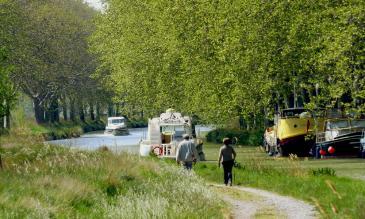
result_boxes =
[195,142,365,218]
[1,107,228,218]
[0,134,226,218]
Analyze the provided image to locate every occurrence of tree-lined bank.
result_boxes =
[91,0,365,128]
[0,0,115,131]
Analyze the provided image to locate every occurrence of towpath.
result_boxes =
[212,184,318,219]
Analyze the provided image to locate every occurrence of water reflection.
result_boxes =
[47,128,147,154]
[47,125,213,154]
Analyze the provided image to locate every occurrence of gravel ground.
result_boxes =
[215,185,318,219]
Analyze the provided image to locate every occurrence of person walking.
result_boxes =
[218,138,237,186]
[176,134,198,170]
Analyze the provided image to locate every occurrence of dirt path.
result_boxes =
[213,185,318,219]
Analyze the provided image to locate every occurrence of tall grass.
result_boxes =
[196,143,365,218]
[0,138,225,218]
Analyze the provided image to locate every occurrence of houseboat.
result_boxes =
[104,117,129,136]
[139,109,193,158]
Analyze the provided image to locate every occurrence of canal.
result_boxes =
[47,125,213,154]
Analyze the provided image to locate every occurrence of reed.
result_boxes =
[0,139,225,218]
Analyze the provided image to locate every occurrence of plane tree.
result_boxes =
[92,0,365,127]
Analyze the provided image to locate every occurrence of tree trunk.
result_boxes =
[115,104,119,116]
[284,96,289,109]
[96,102,100,120]
[70,98,76,122]
[45,107,50,123]
[253,113,257,129]
[62,98,68,121]
[108,104,113,117]
[4,103,10,129]
[79,102,85,122]
[0,153,3,170]
[49,98,59,123]
[34,98,45,123]
[89,103,95,120]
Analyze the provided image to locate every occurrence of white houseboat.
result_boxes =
[139,109,192,158]
[104,117,129,136]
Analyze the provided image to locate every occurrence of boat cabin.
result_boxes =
[139,109,192,158]
[105,116,128,135]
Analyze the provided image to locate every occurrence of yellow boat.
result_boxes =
[265,108,325,156]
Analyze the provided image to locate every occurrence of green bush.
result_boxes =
[80,120,105,132]
[127,118,147,128]
[311,167,336,176]
[206,128,263,146]
[39,120,105,140]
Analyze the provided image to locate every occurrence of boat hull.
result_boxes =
[104,128,129,136]
[316,131,363,156]
[278,134,315,156]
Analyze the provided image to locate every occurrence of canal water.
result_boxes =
[47,128,147,154]
[47,125,213,154]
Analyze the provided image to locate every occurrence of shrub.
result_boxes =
[80,120,105,132]
[311,167,336,176]
[126,118,147,128]
[206,128,263,146]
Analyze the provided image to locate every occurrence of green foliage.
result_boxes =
[126,118,148,128]
[0,0,112,125]
[79,120,105,133]
[311,167,336,177]
[206,128,263,146]
[91,0,365,127]
[0,0,18,122]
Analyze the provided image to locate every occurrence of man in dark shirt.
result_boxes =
[218,138,237,186]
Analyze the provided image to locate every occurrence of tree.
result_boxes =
[7,0,105,124]
[92,0,365,127]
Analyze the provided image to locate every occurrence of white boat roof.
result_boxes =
[107,117,125,120]
[159,112,187,125]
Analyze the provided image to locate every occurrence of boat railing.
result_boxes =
[316,127,365,143]
[316,132,326,143]
[336,127,363,136]
[161,143,175,156]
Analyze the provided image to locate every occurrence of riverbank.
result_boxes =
[41,120,105,140]
[0,136,226,218]
[10,119,105,141]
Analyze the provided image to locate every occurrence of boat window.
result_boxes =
[351,120,365,128]
[282,109,306,117]
[328,120,349,129]
[174,126,185,137]
[110,119,124,124]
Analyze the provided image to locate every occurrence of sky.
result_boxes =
[84,0,103,10]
